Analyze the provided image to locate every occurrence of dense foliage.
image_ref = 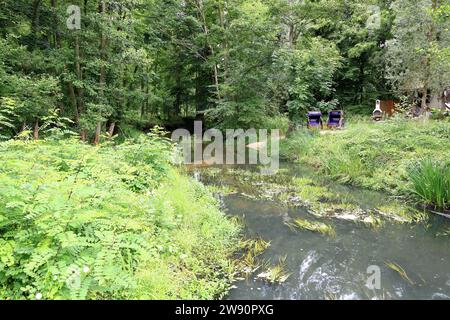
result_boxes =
[0,137,240,299]
[0,0,448,140]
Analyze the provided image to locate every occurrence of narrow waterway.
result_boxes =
[190,163,450,300]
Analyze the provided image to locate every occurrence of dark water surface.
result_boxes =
[191,164,450,300]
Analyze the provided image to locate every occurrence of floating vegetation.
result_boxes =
[286,218,336,237]
[310,202,361,218]
[241,237,271,256]
[229,215,246,229]
[323,291,339,300]
[292,177,334,203]
[257,256,290,284]
[195,164,431,232]
[361,215,384,229]
[202,167,222,178]
[207,184,237,196]
[238,250,262,276]
[436,227,450,237]
[444,227,450,236]
[376,203,428,223]
[385,261,415,285]
[236,237,271,277]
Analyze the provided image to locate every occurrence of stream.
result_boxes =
[189,163,450,300]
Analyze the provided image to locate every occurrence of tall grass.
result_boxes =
[281,119,450,208]
[409,159,450,209]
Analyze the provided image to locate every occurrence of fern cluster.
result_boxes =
[0,136,240,299]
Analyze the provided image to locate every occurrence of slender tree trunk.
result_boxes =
[287,24,295,48]
[140,75,145,118]
[218,2,229,83]
[287,0,296,48]
[51,0,61,48]
[421,88,428,112]
[195,0,221,100]
[67,82,80,123]
[74,34,86,139]
[93,122,101,145]
[107,122,116,137]
[33,119,39,140]
[94,0,107,145]
[145,68,150,116]
[31,0,42,48]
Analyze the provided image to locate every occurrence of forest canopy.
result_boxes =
[0,0,449,142]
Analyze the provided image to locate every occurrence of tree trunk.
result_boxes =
[195,0,221,100]
[67,82,80,124]
[33,119,39,140]
[429,92,441,110]
[93,122,101,145]
[94,0,106,145]
[287,0,297,48]
[74,34,85,139]
[107,122,116,137]
[421,89,428,111]
[31,0,42,48]
[218,2,229,82]
[51,0,61,48]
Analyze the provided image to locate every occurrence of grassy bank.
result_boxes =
[281,118,450,210]
[0,137,240,299]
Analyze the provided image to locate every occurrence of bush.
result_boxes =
[260,115,291,136]
[0,137,240,299]
[409,159,450,209]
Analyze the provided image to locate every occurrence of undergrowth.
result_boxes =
[0,137,240,299]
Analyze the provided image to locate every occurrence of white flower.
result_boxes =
[35,292,43,300]
[82,266,90,273]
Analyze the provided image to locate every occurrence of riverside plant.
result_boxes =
[408,159,450,210]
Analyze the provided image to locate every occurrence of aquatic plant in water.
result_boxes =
[286,218,336,237]
[385,261,415,285]
[375,203,427,224]
[236,238,271,277]
[257,256,290,284]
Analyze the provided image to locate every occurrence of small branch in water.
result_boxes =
[429,210,450,219]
